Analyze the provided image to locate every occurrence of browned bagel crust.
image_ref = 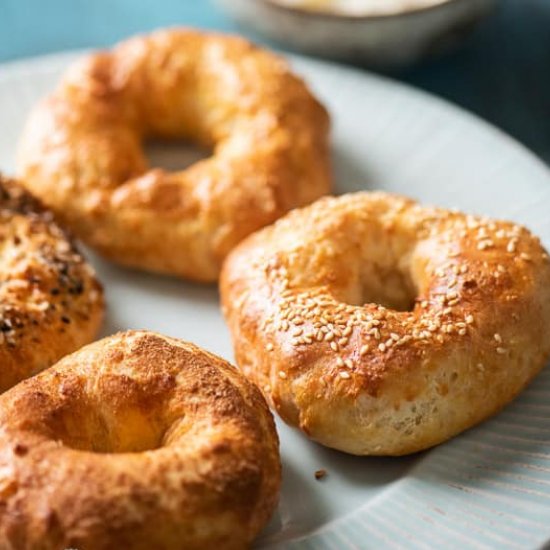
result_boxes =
[220,192,550,456]
[0,175,103,393]
[17,28,331,282]
[0,330,281,550]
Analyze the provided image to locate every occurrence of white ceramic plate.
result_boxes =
[1,51,549,549]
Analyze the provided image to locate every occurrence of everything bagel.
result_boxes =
[0,175,103,393]
[0,331,280,550]
[221,192,550,455]
[17,28,331,281]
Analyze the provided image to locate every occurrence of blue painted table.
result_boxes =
[1,0,549,164]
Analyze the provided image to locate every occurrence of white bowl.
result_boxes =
[218,0,497,67]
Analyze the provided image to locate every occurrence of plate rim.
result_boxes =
[1,48,550,550]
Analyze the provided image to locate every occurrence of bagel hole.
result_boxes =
[356,264,417,312]
[144,138,211,171]
[49,386,175,454]
[56,406,166,453]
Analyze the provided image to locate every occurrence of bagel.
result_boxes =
[0,330,281,550]
[17,28,331,282]
[0,175,103,393]
[220,191,550,456]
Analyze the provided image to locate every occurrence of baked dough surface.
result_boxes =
[17,28,331,281]
[0,330,280,549]
[221,191,550,455]
[0,175,103,393]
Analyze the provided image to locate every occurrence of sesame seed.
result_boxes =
[360,345,369,356]
[466,315,474,324]
[344,359,353,369]
[338,337,348,347]
[458,328,467,336]
[266,343,274,351]
[494,333,502,343]
[507,240,517,253]
[378,343,386,352]
[336,357,345,367]
[330,342,338,352]
[477,227,488,238]
[278,371,287,379]
[520,253,531,261]
[339,371,351,379]
[477,363,485,372]
[343,326,352,337]
[496,347,508,354]
[324,331,335,342]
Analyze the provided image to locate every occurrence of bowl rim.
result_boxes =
[258,0,475,21]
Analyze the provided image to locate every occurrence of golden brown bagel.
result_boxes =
[17,28,331,282]
[0,175,103,393]
[0,330,281,550]
[221,191,550,456]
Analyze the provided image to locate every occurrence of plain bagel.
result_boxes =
[221,191,550,456]
[0,330,281,550]
[17,28,331,281]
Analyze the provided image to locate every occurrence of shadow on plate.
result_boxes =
[311,442,424,487]
[255,454,332,547]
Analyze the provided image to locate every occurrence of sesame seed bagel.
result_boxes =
[0,330,281,550]
[220,191,550,456]
[0,175,103,393]
[17,28,331,282]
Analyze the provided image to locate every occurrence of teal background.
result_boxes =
[0,0,549,163]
